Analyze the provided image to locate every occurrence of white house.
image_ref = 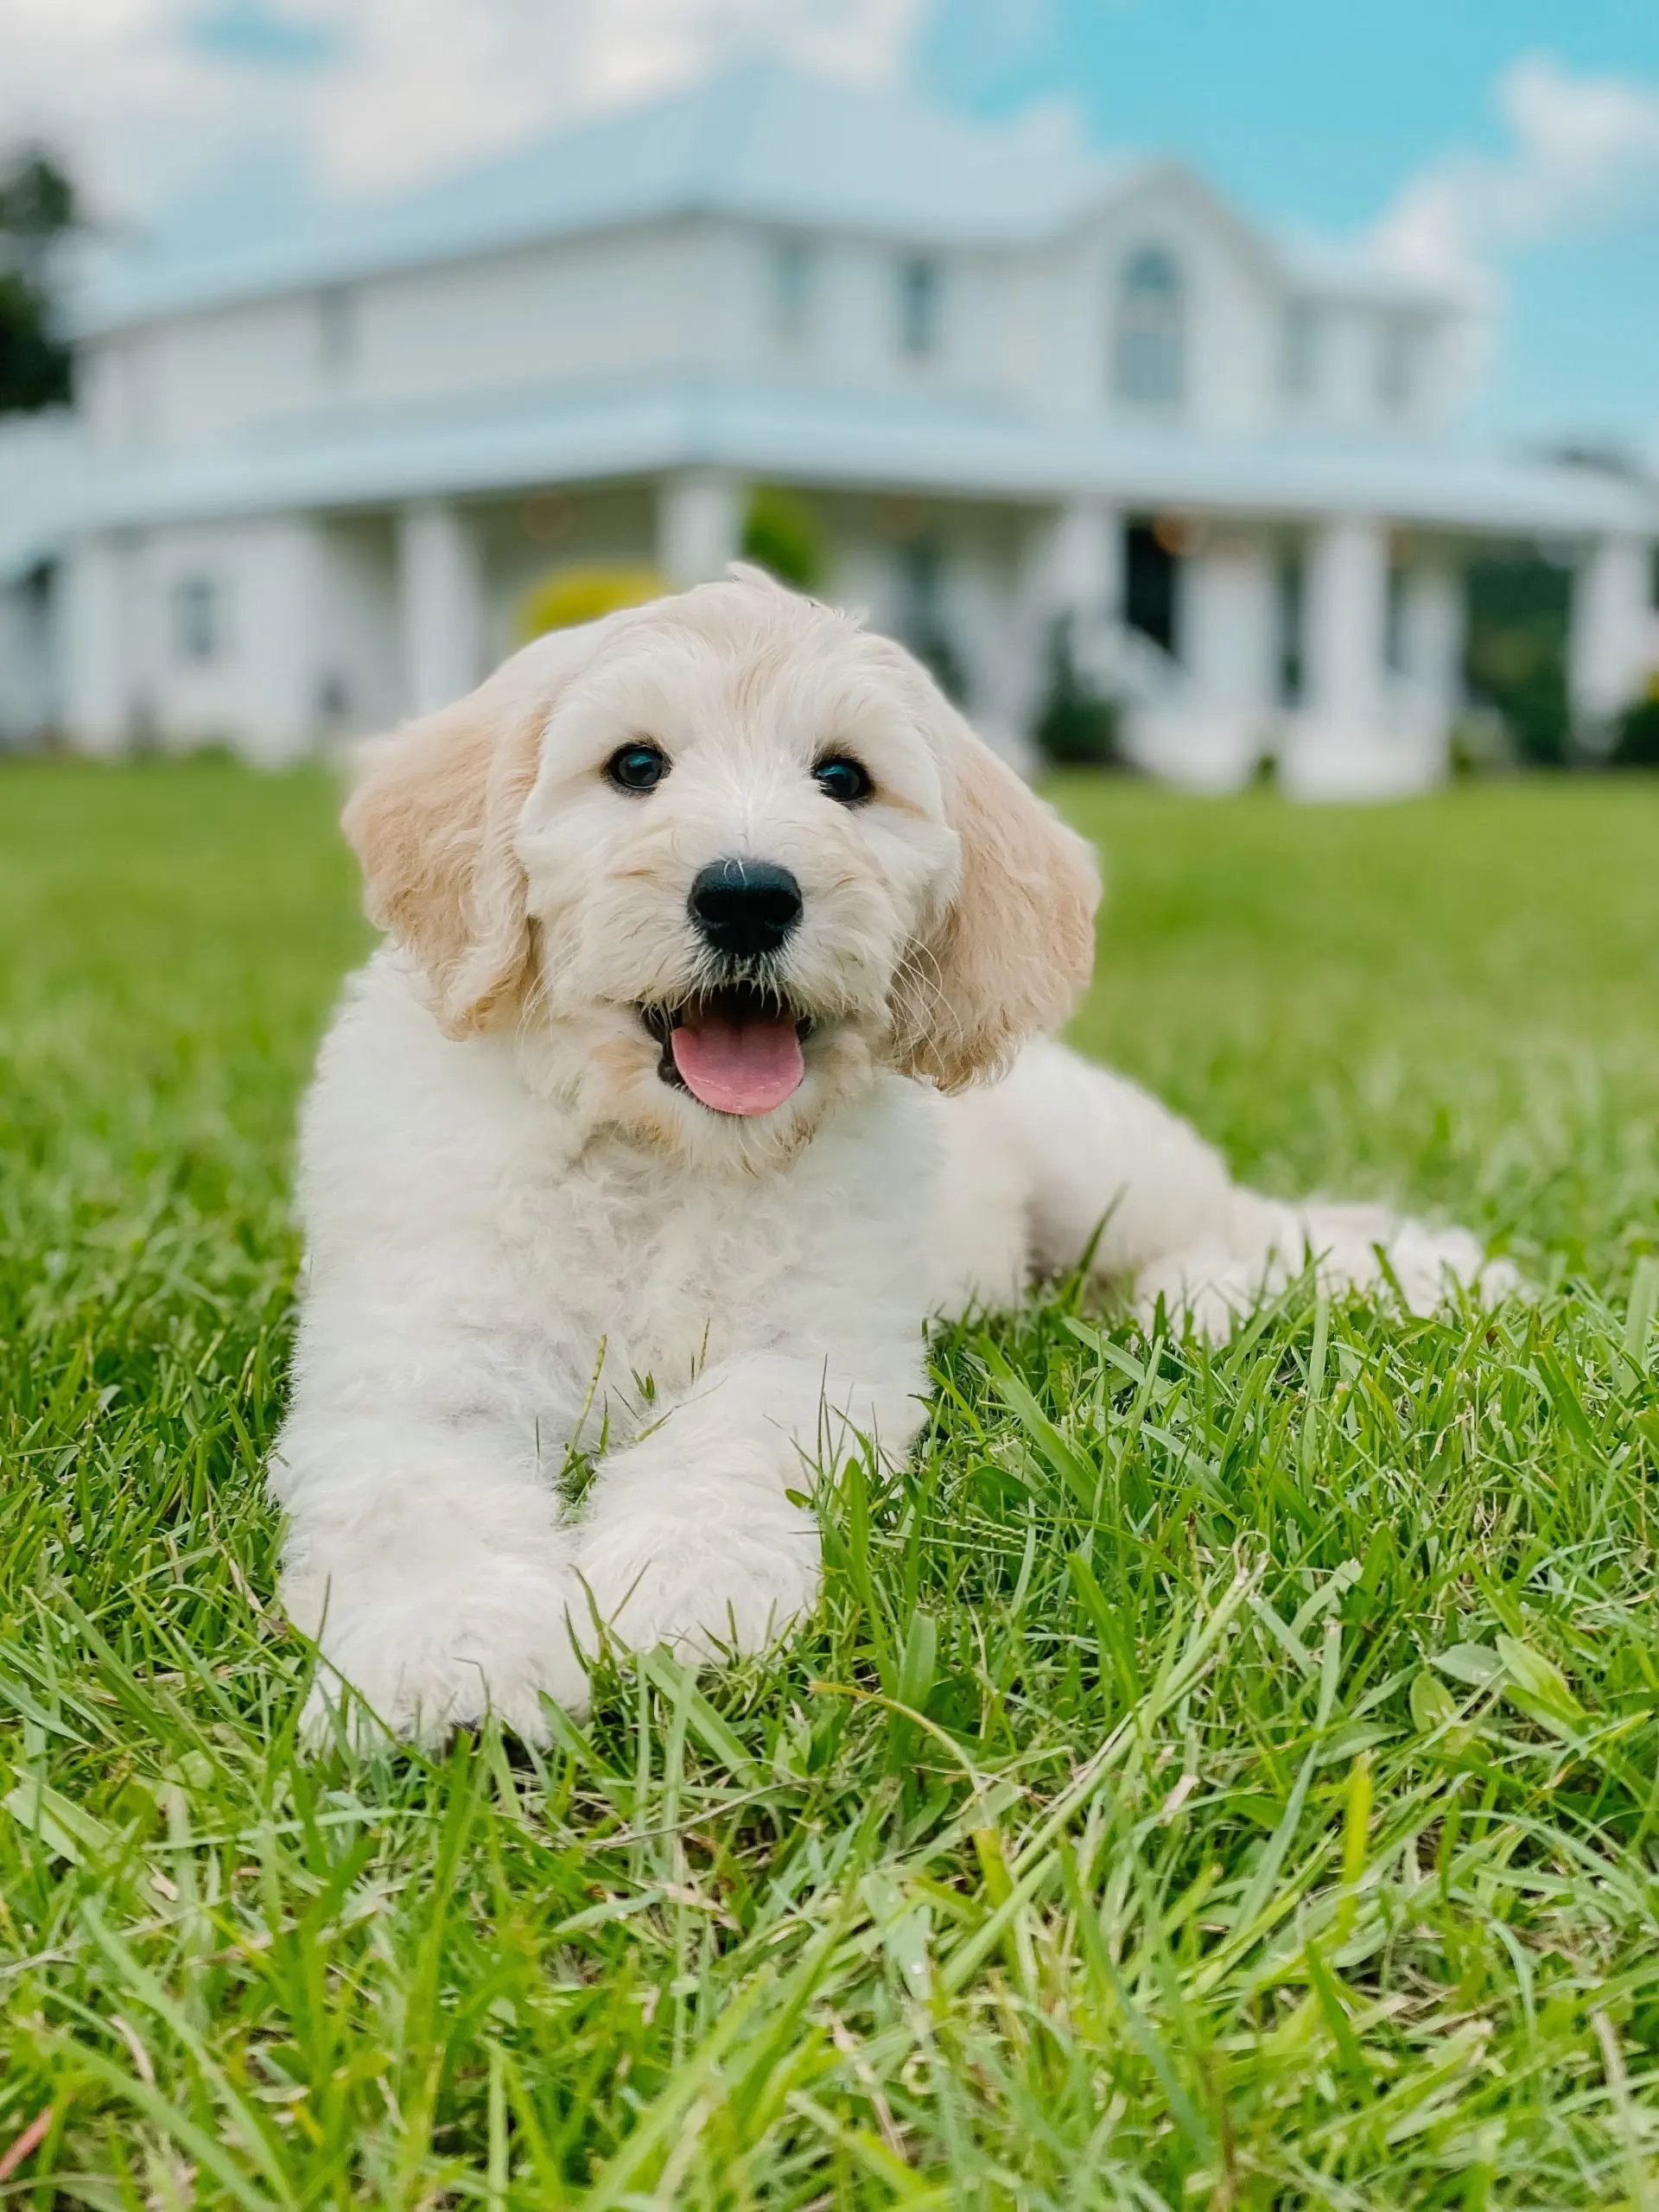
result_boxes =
[1,63,1654,791]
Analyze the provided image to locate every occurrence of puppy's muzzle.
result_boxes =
[689,859,803,962]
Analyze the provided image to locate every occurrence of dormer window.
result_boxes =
[771,236,815,348]
[1115,246,1185,407]
[898,255,943,359]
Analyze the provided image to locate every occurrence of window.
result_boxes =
[1277,547,1305,704]
[1281,299,1320,402]
[318,285,357,379]
[1376,316,1416,414]
[1114,247,1185,407]
[1384,556,1408,672]
[172,575,223,664]
[771,236,815,348]
[898,255,943,359]
[316,670,352,724]
[899,536,964,697]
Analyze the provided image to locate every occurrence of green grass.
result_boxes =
[2,757,1658,2209]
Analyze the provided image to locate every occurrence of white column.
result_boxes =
[1304,513,1389,736]
[1571,533,1653,727]
[1006,499,1123,774]
[398,499,484,716]
[1284,512,1414,798]
[0,581,51,747]
[241,516,327,766]
[953,533,1039,776]
[1039,499,1122,629]
[658,469,743,590]
[1146,529,1274,790]
[1186,532,1275,717]
[60,531,131,754]
[1398,558,1464,715]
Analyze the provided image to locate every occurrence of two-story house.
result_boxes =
[1,63,1654,791]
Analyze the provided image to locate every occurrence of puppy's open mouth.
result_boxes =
[640,984,812,1118]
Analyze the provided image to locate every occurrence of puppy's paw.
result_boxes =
[289,1563,591,1755]
[1300,1205,1523,1315]
[1137,1210,1521,1344]
[575,1500,822,1668]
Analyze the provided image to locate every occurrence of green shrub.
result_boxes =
[741,485,827,592]
[514,561,665,643]
[1610,691,1659,767]
[1463,553,1572,766]
[1033,615,1120,768]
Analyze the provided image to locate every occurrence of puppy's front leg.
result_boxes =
[274,1288,590,1750]
[575,1351,923,1666]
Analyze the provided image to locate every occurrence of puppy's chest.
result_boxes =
[497,1151,851,1392]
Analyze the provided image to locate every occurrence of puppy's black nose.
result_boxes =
[689,858,803,958]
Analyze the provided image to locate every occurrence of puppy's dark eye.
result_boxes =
[606,742,670,793]
[813,755,873,804]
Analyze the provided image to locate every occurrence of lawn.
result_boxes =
[1,757,1657,2209]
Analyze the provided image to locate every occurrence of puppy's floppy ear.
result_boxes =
[891,698,1100,1091]
[341,626,601,1039]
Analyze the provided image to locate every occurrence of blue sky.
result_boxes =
[5,0,1656,450]
[912,0,1659,445]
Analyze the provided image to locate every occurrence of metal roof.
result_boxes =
[71,63,1451,337]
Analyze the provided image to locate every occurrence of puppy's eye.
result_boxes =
[606,742,671,793]
[813,755,873,804]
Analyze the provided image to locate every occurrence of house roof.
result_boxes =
[71,63,1450,338]
[10,374,1645,580]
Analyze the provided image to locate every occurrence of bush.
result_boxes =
[1447,707,1518,779]
[514,562,665,644]
[1610,691,1659,767]
[741,486,827,592]
[1033,614,1119,768]
[1463,554,1572,766]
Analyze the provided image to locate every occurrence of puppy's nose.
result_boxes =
[689,858,803,958]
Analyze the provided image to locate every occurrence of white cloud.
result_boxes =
[0,0,926,219]
[1376,51,1659,284]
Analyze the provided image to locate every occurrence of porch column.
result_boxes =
[1570,532,1653,729]
[1185,530,1275,720]
[1398,558,1464,715]
[1304,513,1389,738]
[1039,499,1122,629]
[398,499,483,715]
[658,469,743,590]
[60,531,131,754]
[1283,512,1403,797]
[240,516,328,766]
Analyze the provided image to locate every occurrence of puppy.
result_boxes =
[273,570,1507,1748]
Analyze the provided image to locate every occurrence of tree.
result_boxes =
[0,149,77,415]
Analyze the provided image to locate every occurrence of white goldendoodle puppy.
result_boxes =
[274,569,1508,1748]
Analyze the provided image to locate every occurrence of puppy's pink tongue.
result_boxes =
[671,1010,804,1116]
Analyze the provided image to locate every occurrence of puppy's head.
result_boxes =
[345,570,1099,1165]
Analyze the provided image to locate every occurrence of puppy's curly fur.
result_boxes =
[274,571,1510,1750]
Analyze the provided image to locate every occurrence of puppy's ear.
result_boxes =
[891,700,1100,1091]
[341,626,599,1039]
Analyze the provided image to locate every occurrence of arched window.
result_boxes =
[1114,246,1185,407]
